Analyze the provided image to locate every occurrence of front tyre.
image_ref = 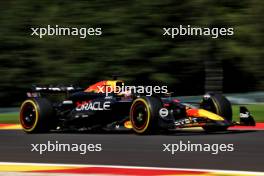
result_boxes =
[130,96,162,134]
[20,98,54,133]
[200,93,232,132]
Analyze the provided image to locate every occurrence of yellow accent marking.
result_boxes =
[0,124,21,130]
[0,164,74,172]
[124,121,132,129]
[198,109,225,121]
[164,175,214,176]
[130,98,151,133]
[179,127,203,131]
[20,100,39,132]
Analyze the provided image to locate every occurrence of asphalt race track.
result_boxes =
[0,129,263,172]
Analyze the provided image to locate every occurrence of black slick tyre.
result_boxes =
[200,93,232,132]
[130,96,162,134]
[20,98,54,133]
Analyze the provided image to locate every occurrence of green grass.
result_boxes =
[0,113,19,124]
[0,104,263,124]
[232,104,264,122]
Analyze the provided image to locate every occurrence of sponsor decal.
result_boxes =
[76,101,111,111]
[174,118,198,126]
[240,112,250,118]
[159,108,169,118]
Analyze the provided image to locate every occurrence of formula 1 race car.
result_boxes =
[19,80,256,134]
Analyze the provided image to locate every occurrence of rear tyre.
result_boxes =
[130,96,162,134]
[200,93,232,132]
[20,98,54,133]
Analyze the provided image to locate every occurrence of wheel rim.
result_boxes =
[131,101,148,130]
[20,102,37,129]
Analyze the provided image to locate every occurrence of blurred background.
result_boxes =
[0,0,263,107]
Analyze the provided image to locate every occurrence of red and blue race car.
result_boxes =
[20,79,255,134]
